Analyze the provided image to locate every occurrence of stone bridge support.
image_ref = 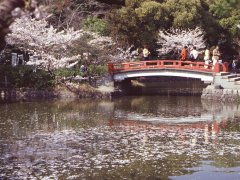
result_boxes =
[202,72,240,102]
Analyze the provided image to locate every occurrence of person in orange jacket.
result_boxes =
[180,46,188,61]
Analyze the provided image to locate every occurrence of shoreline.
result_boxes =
[201,85,240,102]
[0,83,113,102]
[2,84,240,103]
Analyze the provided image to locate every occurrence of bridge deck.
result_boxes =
[108,60,229,74]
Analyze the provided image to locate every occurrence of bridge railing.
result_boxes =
[108,60,229,73]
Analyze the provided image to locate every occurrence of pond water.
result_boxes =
[0,96,240,179]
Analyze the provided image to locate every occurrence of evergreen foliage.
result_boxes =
[107,0,164,48]
[82,16,109,36]
[106,0,239,52]
[209,0,240,35]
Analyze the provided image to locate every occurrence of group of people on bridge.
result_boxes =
[142,45,240,72]
[179,45,221,67]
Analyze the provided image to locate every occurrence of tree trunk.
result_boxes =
[0,0,25,51]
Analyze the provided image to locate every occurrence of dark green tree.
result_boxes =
[107,0,224,50]
[107,0,165,49]
[209,0,240,36]
[82,16,109,36]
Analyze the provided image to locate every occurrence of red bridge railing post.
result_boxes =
[222,62,229,72]
[214,63,220,73]
[108,63,114,73]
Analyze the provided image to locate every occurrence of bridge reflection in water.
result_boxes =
[109,118,226,146]
[108,96,240,147]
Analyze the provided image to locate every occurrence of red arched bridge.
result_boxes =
[108,60,229,82]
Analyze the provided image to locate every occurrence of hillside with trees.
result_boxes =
[0,0,239,92]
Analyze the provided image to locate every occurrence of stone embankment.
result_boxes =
[0,75,116,102]
[201,72,240,102]
[201,85,240,102]
[0,82,114,102]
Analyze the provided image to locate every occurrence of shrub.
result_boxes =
[54,68,79,77]
[88,65,108,76]
[0,65,55,89]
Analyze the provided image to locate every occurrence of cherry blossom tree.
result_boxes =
[6,15,115,70]
[4,5,140,70]
[110,45,139,62]
[157,27,206,56]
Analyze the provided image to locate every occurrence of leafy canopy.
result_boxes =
[108,0,164,47]
[209,0,240,35]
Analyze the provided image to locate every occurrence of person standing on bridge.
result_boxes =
[180,46,188,61]
[204,46,211,69]
[212,46,221,67]
[142,45,151,60]
[190,46,199,61]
